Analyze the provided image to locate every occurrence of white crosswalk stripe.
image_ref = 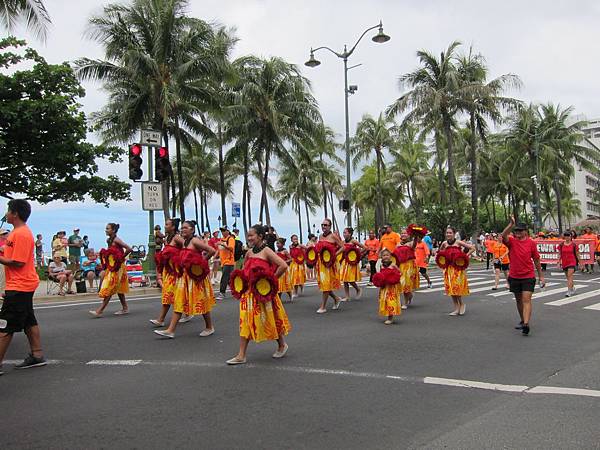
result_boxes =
[544,288,600,306]
[583,302,600,310]
[486,282,560,297]
[417,278,488,293]
[531,285,588,300]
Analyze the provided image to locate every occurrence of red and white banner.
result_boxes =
[535,239,597,265]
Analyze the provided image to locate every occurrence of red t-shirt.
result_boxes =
[506,236,540,279]
[208,237,219,250]
[3,224,40,292]
[559,242,577,268]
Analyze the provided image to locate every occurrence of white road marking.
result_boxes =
[35,295,161,310]
[527,386,600,398]
[424,376,528,393]
[544,288,599,306]
[87,359,142,366]
[418,278,487,293]
[583,302,600,311]
[487,283,560,297]
[2,359,63,365]
[526,284,587,300]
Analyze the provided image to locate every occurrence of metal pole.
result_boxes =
[343,55,352,228]
[534,141,541,233]
[147,147,156,285]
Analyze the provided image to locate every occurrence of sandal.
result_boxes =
[58,291,66,296]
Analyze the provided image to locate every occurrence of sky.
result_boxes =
[2,0,600,252]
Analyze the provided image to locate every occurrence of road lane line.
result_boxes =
[544,288,599,306]
[35,295,160,310]
[2,359,63,365]
[486,283,560,297]
[417,279,487,293]
[87,360,142,366]
[424,377,528,393]
[583,302,600,311]
[527,386,600,398]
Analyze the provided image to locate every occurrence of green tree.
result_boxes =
[0,0,50,41]
[0,38,129,204]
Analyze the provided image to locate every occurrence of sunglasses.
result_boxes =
[321,223,330,227]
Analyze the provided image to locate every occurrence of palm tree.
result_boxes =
[387,41,463,205]
[1,0,50,41]
[351,112,395,230]
[75,0,233,220]
[456,47,522,236]
[312,124,343,218]
[229,55,322,226]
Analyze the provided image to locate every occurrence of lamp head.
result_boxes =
[372,23,390,43]
[305,50,321,68]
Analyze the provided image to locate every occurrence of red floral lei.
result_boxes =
[316,241,337,268]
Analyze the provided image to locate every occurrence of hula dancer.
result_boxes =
[373,249,402,324]
[288,234,306,298]
[275,238,293,301]
[226,224,291,365]
[89,223,131,317]
[305,234,318,280]
[154,220,216,338]
[394,231,419,310]
[437,227,475,316]
[150,218,182,327]
[316,218,344,314]
[339,227,365,302]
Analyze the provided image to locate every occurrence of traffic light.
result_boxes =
[128,144,143,181]
[155,146,170,182]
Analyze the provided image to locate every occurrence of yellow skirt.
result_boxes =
[378,284,401,316]
[278,269,292,293]
[161,270,177,305]
[187,276,215,316]
[444,266,470,297]
[289,261,306,286]
[98,265,129,298]
[317,260,341,292]
[239,292,291,343]
[398,260,419,293]
[173,272,189,314]
[340,260,361,283]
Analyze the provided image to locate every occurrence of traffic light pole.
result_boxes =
[146,147,156,285]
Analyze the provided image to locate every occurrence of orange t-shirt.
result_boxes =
[364,238,380,261]
[414,242,430,268]
[581,233,598,249]
[3,224,40,292]
[492,241,509,264]
[485,239,496,253]
[219,236,235,266]
[380,232,401,252]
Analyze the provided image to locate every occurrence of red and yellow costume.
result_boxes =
[98,244,129,298]
[238,258,291,342]
[174,248,215,316]
[276,251,293,293]
[437,246,470,296]
[394,246,419,293]
[157,244,179,306]
[289,246,306,287]
[339,243,362,283]
[373,265,401,317]
[316,240,341,291]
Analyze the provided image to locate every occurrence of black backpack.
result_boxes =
[233,239,244,261]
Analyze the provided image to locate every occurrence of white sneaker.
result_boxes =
[154,329,174,339]
[355,288,363,300]
[401,305,408,310]
[226,357,246,365]
[316,308,327,314]
[332,299,342,310]
[272,343,289,359]
[114,310,129,316]
[149,319,164,327]
[448,310,459,316]
[88,310,102,318]
[199,328,214,337]
[179,315,193,323]
[459,304,466,316]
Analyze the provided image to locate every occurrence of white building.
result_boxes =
[574,119,600,221]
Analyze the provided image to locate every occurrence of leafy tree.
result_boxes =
[0,38,129,204]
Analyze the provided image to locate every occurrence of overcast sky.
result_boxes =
[3,0,600,249]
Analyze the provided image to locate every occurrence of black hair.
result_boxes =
[308,233,316,240]
[167,218,181,231]
[344,227,354,235]
[290,234,298,240]
[183,220,197,233]
[250,223,268,240]
[277,237,287,245]
[83,235,88,239]
[8,199,31,222]
[108,223,120,233]
[446,226,457,234]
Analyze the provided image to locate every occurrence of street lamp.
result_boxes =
[305,21,391,228]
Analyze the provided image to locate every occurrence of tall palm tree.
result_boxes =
[456,47,522,236]
[351,112,395,230]
[387,41,463,205]
[312,124,343,218]
[75,0,233,220]
[229,55,321,226]
[1,0,50,41]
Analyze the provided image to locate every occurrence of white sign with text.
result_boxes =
[141,182,163,211]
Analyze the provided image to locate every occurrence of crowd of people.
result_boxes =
[1,197,599,375]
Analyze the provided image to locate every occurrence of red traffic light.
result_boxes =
[130,144,142,156]
[158,147,168,158]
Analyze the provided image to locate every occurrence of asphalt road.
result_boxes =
[2,267,600,449]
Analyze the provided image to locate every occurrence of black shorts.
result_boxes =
[0,291,38,334]
[419,267,427,275]
[494,262,509,271]
[508,277,536,293]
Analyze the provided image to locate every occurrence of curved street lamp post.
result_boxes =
[305,21,390,228]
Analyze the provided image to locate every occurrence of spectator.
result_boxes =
[208,230,221,285]
[82,235,90,251]
[80,248,102,291]
[68,228,83,269]
[35,234,44,267]
[0,228,8,296]
[48,254,75,296]
[52,231,68,264]
[379,223,401,253]
[154,225,165,251]
[364,230,380,286]
[0,199,47,373]
[265,227,278,251]
[217,226,236,300]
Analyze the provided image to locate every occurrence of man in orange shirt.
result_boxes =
[414,234,432,288]
[581,227,598,273]
[379,224,401,253]
[492,234,510,290]
[216,226,236,300]
[364,230,380,286]
[484,233,496,270]
[0,199,46,375]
